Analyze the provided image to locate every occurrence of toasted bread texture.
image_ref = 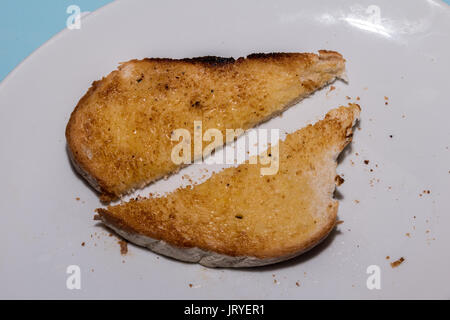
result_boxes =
[66,51,346,201]
[96,104,361,267]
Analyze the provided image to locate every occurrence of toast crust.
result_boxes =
[66,51,346,201]
[101,215,337,267]
[96,104,360,267]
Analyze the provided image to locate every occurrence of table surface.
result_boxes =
[0,0,449,82]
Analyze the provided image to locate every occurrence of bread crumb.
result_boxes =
[390,257,405,268]
[118,240,128,255]
[296,281,300,287]
[405,233,410,237]
[189,283,193,288]
[81,242,85,247]
[354,200,360,204]
[363,160,369,165]
[335,175,345,186]
[386,256,390,260]
[329,85,335,92]
[346,96,351,100]
[75,197,80,201]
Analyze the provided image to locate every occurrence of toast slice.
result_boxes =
[96,104,361,267]
[66,51,346,201]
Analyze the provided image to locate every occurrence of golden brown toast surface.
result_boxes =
[66,51,345,200]
[97,104,360,260]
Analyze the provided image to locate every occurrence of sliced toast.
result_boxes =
[96,104,361,267]
[66,51,346,201]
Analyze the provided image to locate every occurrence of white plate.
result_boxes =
[0,0,449,299]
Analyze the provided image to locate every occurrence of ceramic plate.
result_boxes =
[0,0,449,299]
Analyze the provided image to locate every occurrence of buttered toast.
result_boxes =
[66,51,346,201]
[96,104,361,267]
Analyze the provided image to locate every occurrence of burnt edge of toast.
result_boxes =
[181,53,307,64]
[140,52,338,67]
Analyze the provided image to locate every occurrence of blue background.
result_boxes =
[0,0,449,82]
[0,0,113,81]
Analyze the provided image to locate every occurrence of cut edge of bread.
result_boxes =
[66,51,346,202]
[95,104,360,268]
